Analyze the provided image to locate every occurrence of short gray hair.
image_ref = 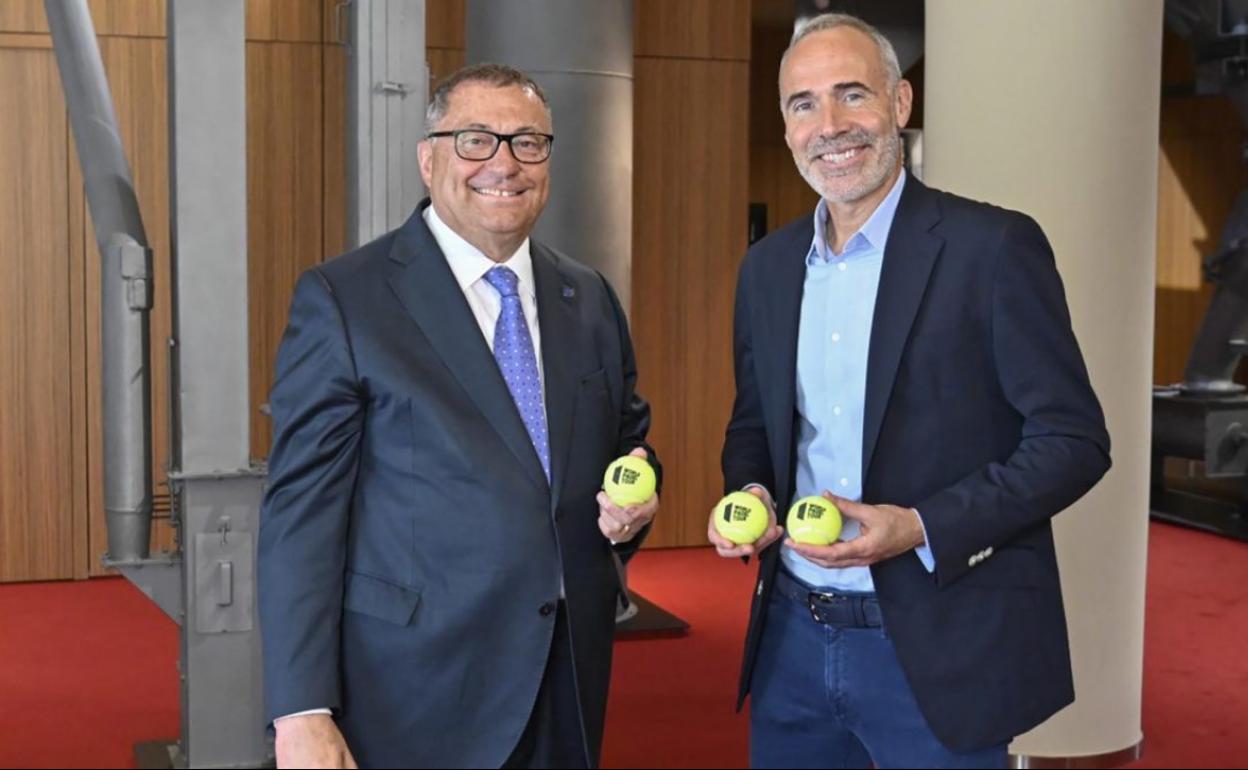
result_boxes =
[424,63,552,134]
[781,13,902,89]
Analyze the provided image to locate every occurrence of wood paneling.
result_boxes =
[247,0,321,42]
[427,0,465,87]
[0,0,164,37]
[323,41,347,258]
[426,0,464,50]
[0,0,46,34]
[428,45,465,85]
[247,42,326,461]
[632,57,750,548]
[0,45,76,581]
[635,0,751,61]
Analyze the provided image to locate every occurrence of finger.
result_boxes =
[596,491,627,517]
[599,513,633,544]
[707,524,757,557]
[628,446,648,458]
[754,524,785,551]
[822,491,874,522]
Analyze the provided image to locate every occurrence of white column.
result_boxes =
[924,0,1162,760]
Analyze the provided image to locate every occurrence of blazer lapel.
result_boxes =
[385,203,549,491]
[531,243,578,512]
[862,180,944,479]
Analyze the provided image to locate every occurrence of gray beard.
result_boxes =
[799,130,902,205]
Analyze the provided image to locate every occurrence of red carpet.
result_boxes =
[0,522,1245,768]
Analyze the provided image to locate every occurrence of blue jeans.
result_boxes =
[749,570,1008,769]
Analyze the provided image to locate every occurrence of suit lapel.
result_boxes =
[531,244,579,512]
[385,203,549,491]
[862,179,944,479]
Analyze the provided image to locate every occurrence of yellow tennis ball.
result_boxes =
[603,455,656,506]
[786,496,843,545]
[713,491,769,545]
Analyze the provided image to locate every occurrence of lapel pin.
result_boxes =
[562,285,575,300]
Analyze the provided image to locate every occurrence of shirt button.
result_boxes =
[831,333,841,342]
[539,602,556,617]
[838,262,848,272]
[833,406,842,416]
[840,478,849,487]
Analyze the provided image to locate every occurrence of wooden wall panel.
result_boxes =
[427,0,465,86]
[632,58,750,548]
[0,0,165,37]
[323,41,347,258]
[1,0,334,40]
[428,45,465,85]
[636,0,750,61]
[247,42,326,461]
[0,44,76,581]
[426,0,464,50]
[0,0,46,33]
[248,0,321,42]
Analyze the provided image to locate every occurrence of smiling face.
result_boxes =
[779,25,912,206]
[418,80,552,261]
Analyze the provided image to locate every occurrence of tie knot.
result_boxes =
[485,266,520,298]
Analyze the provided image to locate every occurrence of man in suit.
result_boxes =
[709,14,1111,769]
[259,63,660,769]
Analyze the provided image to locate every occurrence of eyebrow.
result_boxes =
[783,81,875,111]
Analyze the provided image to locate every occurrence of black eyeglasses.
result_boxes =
[426,129,555,163]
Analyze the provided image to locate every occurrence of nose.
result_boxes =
[484,139,522,174]
[816,100,851,139]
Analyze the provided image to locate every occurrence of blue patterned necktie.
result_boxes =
[484,266,550,480]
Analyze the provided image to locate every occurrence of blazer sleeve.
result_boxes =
[916,213,1112,587]
[722,255,776,496]
[258,269,364,723]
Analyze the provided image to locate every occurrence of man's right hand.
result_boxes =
[707,486,783,557]
[275,714,358,769]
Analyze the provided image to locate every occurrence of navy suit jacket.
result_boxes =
[259,201,658,768]
[723,178,1111,752]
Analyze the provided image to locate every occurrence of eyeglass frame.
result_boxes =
[425,129,555,164]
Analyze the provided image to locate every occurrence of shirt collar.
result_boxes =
[810,169,907,265]
[423,204,536,299]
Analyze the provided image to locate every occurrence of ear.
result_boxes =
[418,138,434,188]
[894,79,914,130]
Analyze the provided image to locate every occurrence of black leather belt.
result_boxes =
[774,567,883,628]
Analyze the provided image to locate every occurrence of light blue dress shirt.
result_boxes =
[780,170,936,592]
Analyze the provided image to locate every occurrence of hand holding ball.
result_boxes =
[786,496,843,545]
[712,491,769,544]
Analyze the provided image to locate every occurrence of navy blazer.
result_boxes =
[723,178,1111,752]
[259,201,658,768]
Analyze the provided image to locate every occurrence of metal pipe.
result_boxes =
[45,0,154,562]
[465,0,634,307]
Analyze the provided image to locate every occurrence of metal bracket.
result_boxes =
[109,553,183,624]
[376,80,409,95]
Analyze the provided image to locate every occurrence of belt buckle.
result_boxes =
[807,590,837,623]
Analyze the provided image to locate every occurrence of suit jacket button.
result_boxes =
[539,602,556,617]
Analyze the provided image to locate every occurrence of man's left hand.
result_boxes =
[596,448,659,544]
[787,493,925,569]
